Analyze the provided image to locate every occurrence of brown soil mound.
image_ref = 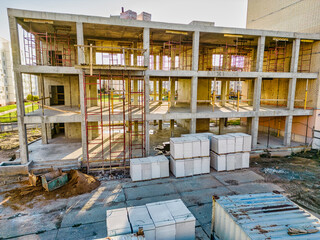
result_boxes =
[2,170,100,210]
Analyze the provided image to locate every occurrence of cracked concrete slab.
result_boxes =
[214,170,264,185]
[180,186,232,207]
[172,174,222,192]
[227,182,285,195]
[124,182,177,200]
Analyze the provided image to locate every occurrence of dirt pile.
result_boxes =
[1,170,100,210]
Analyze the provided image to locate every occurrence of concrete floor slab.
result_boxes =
[14,230,58,240]
[227,182,285,195]
[121,177,172,189]
[214,170,264,185]
[124,182,177,200]
[61,202,126,228]
[173,174,222,192]
[201,223,212,238]
[56,222,106,240]
[189,203,212,225]
[0,212,60,239]
[180,186,232,207]
[126,193,181,207]
[195,226,210,240]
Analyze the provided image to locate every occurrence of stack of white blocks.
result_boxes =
[106,199,196,240]
[210,133,251,171]
[170,135,210,178]
[130,155,169,182]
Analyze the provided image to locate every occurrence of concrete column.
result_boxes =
[9,16,29,164]
[253,77,262,111]
[190,118,196,134]
[143,28,150,155]
[76,22,88,163]
[170,78,175,107]
[158,79,163,103]
[153,80,157,101]
[145,120,150,156]
[251,116,259,148]
[143,28,150,114]
[160,51,163,70]
[287,78,297,110]
[191,31,200,115]
[153,53,157,70]
[284,115,293,146]
[133,79,138,105]
[256,36,266,72]
[221,80,227,107]
[290,39,301,73]
[170,46,175,70]
[158,120,163,130]
[41,123,48,144]
[170,119,174,137]
[246,117,252,134]
[226,81,230,103]
[219,118,226,135]
[133,42,138,66]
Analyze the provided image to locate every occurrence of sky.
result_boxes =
[0,0,248,40]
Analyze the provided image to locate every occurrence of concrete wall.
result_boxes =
[65,122,82,139]
[41,75,80,107]
[247,0,320,33]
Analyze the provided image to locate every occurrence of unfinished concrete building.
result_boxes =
[7,8,320,172]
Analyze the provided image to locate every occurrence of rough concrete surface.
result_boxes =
[0,169,284,239]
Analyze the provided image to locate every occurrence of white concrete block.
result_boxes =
[165,199,196,240]
[242,152,250,168]
[106,207,131,237]
[227,133,244,152]
[235,133,252,151]
[193,157,202,175]
[226,154,236,171]
[130,158,142,182]
[148,157,161,179]
[210,151,226,172]
[191,137,201,158]
[201,156,210,174]
[211,135,228,154]
[184,158,194,176]
[127,205,155,240]
[157,155,169,178]
[170,157,185,178]
[140,158,152,180]
[146,202,176,240]
[182,138,193,158]
[170,138,184,159]
[225,135,235,153]
[197,136,210,157]
[234,152,243,169]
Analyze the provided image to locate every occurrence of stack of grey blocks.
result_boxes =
[170,134,211,178]
[106,199,196,240]
[210,133,252,171]
[130,155,169,182]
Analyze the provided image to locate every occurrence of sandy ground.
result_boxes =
[0,128,42,162]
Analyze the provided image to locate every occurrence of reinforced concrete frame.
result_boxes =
[8,8,320,168]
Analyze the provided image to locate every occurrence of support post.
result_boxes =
[170,119,174,137]
[143,28,150,155]
[76,22,88,163]
[191,31,199,114]
[158,120,163,130]
[284,115,293,146]
[9,15,28,164]
[256,36,265,72]
[158,79,163,103]
[190,118,196,134]
[170,77,175,107]
[251,116,259,148]
[221,80,227,107]
[219,118,226,135]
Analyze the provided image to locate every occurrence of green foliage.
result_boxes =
[26,94,39,101]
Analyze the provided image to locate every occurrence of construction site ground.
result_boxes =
[1,168,285,240]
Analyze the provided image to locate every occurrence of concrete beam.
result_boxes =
[8,8,320,40]
[18,65,81,74]
[9,16,29,164]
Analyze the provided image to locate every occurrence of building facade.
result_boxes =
[0,38,15,106]
[7,8,320,171]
